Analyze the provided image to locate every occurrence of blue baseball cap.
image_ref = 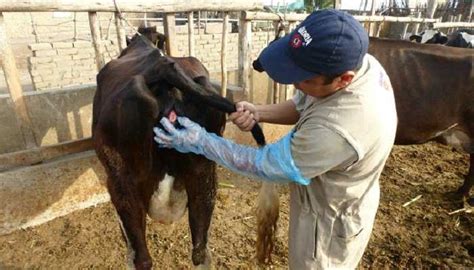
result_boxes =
[258,9,369,84]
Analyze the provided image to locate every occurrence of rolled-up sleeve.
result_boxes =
[291,124,358,180]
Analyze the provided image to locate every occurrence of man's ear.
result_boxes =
[336,71,355,88]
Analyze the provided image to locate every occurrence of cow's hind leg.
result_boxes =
[108,174,152,270]
[184,163,217,269]
[458,117,474,206]
[458,154,474,206]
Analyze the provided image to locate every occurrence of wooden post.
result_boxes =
[221,12,229,98]
[447,15,454,34]
[164,13,178,56]
[0,12,38,149]
[114,12,126,52]
[88,12,105,70]
[427,0,438,19]
[375,22,383,37]
[198,11,201,34]
[401,22,409,39]
[467,1,473,22]
[238,11,252,100]
[187,12,194,56]
[455,14,462,32]
[272,21,280,104]
[368,0,377,36]
[413,11,422,35]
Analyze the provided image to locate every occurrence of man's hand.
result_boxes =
[153,117,205,154]
[228,101,259,132]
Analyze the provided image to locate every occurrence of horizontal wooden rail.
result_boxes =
[210,80,244,93]
[0,0,262,13]
[432,21,474,29]
[243,11,440,24]
[0,138,93,172]
[354,15,439,23]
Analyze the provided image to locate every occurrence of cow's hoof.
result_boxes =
[193,248,211,269]
[445,190,464,202]
[468,197,474,207]
[135,259,152,270]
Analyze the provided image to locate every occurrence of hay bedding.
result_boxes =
[0,143,472,269]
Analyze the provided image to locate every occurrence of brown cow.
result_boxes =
[368,37,473,203]
[92,35,264,269]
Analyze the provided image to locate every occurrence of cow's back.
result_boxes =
[368,38,473,145]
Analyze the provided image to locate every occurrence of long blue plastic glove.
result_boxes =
[153,116,310,185]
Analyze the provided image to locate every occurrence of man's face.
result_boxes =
[294,75,340,98]
[293,71,355,98]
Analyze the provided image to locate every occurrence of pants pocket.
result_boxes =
[329,213,367,267]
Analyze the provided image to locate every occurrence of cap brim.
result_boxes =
[258,34,318,84]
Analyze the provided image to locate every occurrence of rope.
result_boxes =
[263,6,288,40]
[113,0,141,36]
[113,0,167,53]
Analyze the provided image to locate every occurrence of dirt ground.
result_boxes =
[0,143,472,269]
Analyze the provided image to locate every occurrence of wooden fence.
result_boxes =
[0,0,262,171]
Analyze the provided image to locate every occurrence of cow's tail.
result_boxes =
[256,181,279,264]
[251,56,280,264]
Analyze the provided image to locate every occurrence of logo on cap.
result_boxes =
[290,33,303,48]
[298,26,313,46]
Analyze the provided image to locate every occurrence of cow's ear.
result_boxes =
[409,35,421,43]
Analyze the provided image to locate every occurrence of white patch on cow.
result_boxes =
[432,123,458,138]
[442,129,472,152]
[420,30,438,43]
[460,32,474,47]
[148,174,187,224]
[116,212,136,270]
[435,123,472,152]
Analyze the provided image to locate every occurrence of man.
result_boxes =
[154,9,397,269]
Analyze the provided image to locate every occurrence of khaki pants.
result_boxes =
[288,183,378,270]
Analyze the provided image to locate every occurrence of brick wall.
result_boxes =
[2,12,118,69]
[28,40,119,91]
[13,12,274,91]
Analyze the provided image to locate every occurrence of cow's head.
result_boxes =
[446,30,474,48]
[138,26,167,51]
[409,30,448,44]
[126,26,167,53]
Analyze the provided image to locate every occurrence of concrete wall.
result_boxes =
[0,85,94,154]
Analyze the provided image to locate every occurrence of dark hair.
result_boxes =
[321,61,363,85]
[321,73,343,85]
